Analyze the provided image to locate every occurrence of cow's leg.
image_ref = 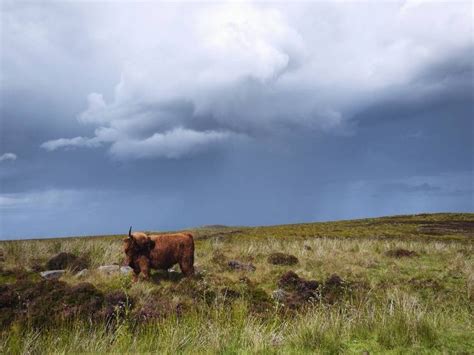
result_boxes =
[137,256,151,280]
[179,256,195,277]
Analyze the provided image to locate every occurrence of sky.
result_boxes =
[0,0,472,239]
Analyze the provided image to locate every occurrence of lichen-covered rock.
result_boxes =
[40,270,65,280]
[228,260,256,271]
[98,265,120,274]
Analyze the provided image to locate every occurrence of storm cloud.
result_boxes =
[32,1,472,159]
[0,0,472,239]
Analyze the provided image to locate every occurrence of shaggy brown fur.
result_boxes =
[124,230,195,281]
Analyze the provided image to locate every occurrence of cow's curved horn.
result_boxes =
[128,226,132,238]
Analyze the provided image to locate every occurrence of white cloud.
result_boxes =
[40,136,102,151]
[22,1,470,159]
[78,93,108,124]
[109,127,234,159]
[0,153,17,162]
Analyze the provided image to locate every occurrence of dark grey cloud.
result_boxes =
[27,1,471,160]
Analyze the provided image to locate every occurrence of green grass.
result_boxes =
[0,213,473,354]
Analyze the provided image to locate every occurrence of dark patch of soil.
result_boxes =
[277,271,319,309]
[0,279,131,329]
[321,274,349,304]
[132,290,186,322]
[46,252,89,272]
[267,253,299,266]
[101,290,131,321]
[220,287,241,300]
[244,286,273,314]
[325,274,344,287]
[384,249,419,258]
[418,221,474,236]
[170,278,217,305]
[276,272,352,308]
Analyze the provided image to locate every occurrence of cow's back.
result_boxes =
[148,233,194,269]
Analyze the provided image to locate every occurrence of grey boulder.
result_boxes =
[98,265,120,274]
[40,270,65,280]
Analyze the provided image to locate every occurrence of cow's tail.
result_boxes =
[184,232,195,273]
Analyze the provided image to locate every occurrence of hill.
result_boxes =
[0,213,473,353]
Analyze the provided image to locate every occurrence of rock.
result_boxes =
[267,253,299,266]
[40,270,65,280]
[98,265,120,275]
[272,289,287,302]
[228,260,256,272]
[76,269,89,278]
[120,266,133,274]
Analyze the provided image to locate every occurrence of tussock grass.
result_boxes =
[0,213,473,353]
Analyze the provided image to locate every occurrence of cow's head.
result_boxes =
[123,226,155,266]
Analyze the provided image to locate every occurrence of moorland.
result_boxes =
[0,213,473,354]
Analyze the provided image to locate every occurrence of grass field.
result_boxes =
[0,213,473,354]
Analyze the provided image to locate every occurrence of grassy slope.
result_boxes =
[0,213,473,354]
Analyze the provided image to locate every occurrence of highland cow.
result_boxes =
[123,227,195,281]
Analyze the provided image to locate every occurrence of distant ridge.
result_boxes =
[198,225,230,229]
